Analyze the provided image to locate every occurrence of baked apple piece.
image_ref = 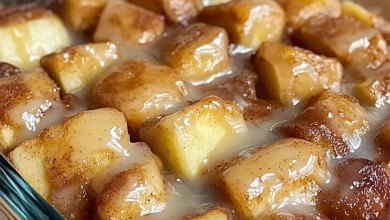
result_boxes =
[41,42,121,95]
[94,0,164,46]
[126,0,202,24]
[260,210,329,220]
[9,108,167,219]
[215,138,329,219]
[199,0,285,49]
[91,59,187,141]
[341,1,390,43]
[0,8,70,70]
[318,158,390,220]
[140,96,247,180]
[62,0,106,32]
[375,119,390,168]
[164,23,230,83]
[278,91,370,157]
[255,41,343,105]
[279,0,341,31]
[94,148,167,220]
[295,15,388,69]
[182,207,230,220]
[353,64,390,107]
[0,71,61,153]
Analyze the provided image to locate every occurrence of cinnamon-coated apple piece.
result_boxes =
[182,207,230,220]
[294,15,388,69]
[90,59,188,141]
[94,0,164,46]
[41,42,121,94]
[255,41,343,105]
[375,119,390,168]
[318,158,390,220]
[0,8,70,70]
[341,1,390,43]
[279,0,341,31]
[164,22,230,83]
[62,0,106,32]
[278,91,370,157]
[199,0,285,49]
[0,71,61,153]
[215,138,330,219]
[140,96,247,180]
[126,0,202,24]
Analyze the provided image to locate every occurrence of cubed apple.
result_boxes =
[0,8,70,70]
[255,41,343,105]
[215,138,329,219]
[280,0,340,31]
[375,119,390,164]
[90,60,188,141]
[318,158,390,220]
[278,91,370,157]
[0,71,61,153]
[341,1,390,43]
[126,0,202,24]
[140,96,248,180]
[40,42,121,94]
[294,15,387,69]
[94,0,164,46]
[182,207,230,220]
[95,153,167,220]
[199,0,285,49]
[164,23,230,83]
[62,0,106,32]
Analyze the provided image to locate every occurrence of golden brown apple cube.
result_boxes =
[95,154,167,220]
[280,0,341,31]
[215,138,329,219]
[278,91,370,157]
[41,42,121,94]
[341,1,390,43]
[94,0,164,46]
[0,8,70,70]
[62,0,106,32]
[9,108,136,219]
[0,71,60,153]
[295,15,388,69]
[164,23,230,83]
[126,0,202,24]
[90,60,187,141]
[199,0,285,49]
[353,65,390,107]
[375,119,390,164]
[140,96,247,180]
[182,207,230,220]
[255,41,343,105]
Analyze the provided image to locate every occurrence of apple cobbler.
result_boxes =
[0,0,390,219]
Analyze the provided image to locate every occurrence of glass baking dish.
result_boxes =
[0,0,389,220]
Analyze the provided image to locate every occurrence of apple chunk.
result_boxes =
[126,0,202,24]
[278,91,370,157]
[40,42,121,94]
[255,41,343,105]
[0,8,70,70]
[215,138,329,219]
[62,0,106,32]
[0,71,61,153]
[182,207,230,220]
[294,15,387,69]
[140,96,248,180]
[90,60,188,141]
[375,119,390,167]
[93,0,164,46]
[199,0,285,49]
[279,0,341,31]
[164,22,230,83]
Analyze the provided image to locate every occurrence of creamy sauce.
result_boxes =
[1,0,390,219]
